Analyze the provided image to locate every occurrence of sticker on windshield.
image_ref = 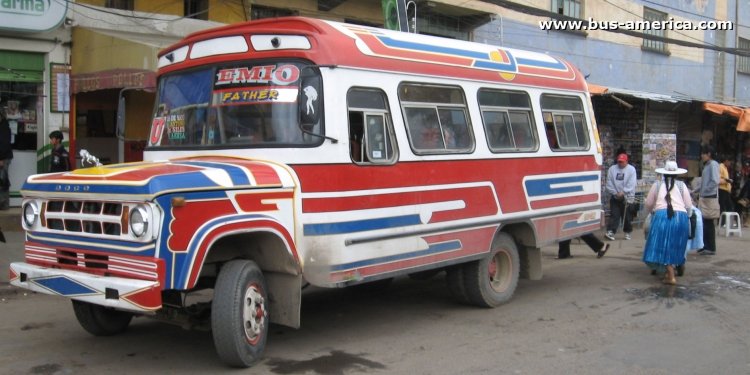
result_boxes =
[216,86,298,105]
[166,114,186,140]
[150,117,166,145]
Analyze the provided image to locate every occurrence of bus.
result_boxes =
[11,17,603,367]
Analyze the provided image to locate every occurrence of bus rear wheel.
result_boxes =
[462,233,520,307]
[72,300,133,336]
[212,260,269,368]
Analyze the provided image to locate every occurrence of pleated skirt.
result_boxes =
[642,209,689,270]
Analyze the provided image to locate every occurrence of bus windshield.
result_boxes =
[148,60,323,148]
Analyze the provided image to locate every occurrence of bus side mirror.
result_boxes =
[298,75,321,128]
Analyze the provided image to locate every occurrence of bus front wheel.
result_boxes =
[462,233,520,307]
[212,259,269,368]
[72,300,133,336]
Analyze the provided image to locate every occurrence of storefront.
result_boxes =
[701,102,750,199]
[0,2,70,207]
[71,67,156,165]
[590,83,750,222]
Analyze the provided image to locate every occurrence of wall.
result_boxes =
[736,0,750,102]
[474,0,747,105]
[71,28,159,74]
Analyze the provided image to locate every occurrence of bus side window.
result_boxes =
[541,95,589,151]
[405,107,443,150]
[347,88,397,164]
[365,114,392,160]
[479,89,537,152]
[399,83,474,154]
[483,111,513,149]
[438,108,471,149]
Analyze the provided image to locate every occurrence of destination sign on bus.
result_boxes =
[215,64,300,86]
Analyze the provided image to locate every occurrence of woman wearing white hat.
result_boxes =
[642,160,694,285]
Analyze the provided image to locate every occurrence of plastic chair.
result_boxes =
[718,211,742,237]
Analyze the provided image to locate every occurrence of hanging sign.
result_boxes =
[0,0,68,32]
[50,64,70,113]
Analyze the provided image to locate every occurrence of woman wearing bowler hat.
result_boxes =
[642,160,693,285]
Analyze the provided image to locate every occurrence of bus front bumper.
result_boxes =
[9,262,162,313]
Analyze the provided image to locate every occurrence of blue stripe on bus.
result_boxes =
[189,213,272,251]
[34,276,98,296]
[526,175,599,197]
[330,240,461,272]
[23,172,222,196]
[562,219,601,230]
[473,58,517,71]
[303,214,422,236]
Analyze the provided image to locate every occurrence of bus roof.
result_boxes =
[158,17,588,92]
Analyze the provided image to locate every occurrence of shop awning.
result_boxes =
[609,87,689,103]
[587,83,691,103]
[703,102,750,132]
[587,83,608,95]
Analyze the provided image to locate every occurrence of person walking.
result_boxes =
[642,161,693,285]
[557,233,610,259]
[48,130,70,173]
[605,153,637,240]
[697,146,720,255]
[0,111,13,210]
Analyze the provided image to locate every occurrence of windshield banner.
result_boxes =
[215,64,300,87]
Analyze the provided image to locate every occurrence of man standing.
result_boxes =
[0,111,13,210]
[48,130,70,173]
[698,146,720,255]
[605,153,637,240]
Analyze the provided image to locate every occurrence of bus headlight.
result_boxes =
[130,206,149,237]
[23,202,39,227]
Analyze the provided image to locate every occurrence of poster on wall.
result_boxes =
[50,64,71,113]
[642,133,677,186]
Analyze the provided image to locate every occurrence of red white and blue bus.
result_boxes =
[11,17,603,367]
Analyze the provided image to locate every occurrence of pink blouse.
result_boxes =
[644,180,694,213]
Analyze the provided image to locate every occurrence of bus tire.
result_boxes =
[446,265,470,304]
[72,300,133,336]
[462,233,520,307]
[212,260,268,368]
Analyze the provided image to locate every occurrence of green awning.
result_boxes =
[0,50,44,82]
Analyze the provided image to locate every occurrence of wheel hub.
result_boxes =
[243,284,266,344]
[488,251,511,292]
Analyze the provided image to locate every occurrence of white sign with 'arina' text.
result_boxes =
[0,0,68,33]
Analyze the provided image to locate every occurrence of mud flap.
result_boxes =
[519,246,543,280]
[265,271,302,329]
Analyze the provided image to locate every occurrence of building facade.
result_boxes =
[3,0,750,209]
[474,0,750,209]
[0,1,71,207]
